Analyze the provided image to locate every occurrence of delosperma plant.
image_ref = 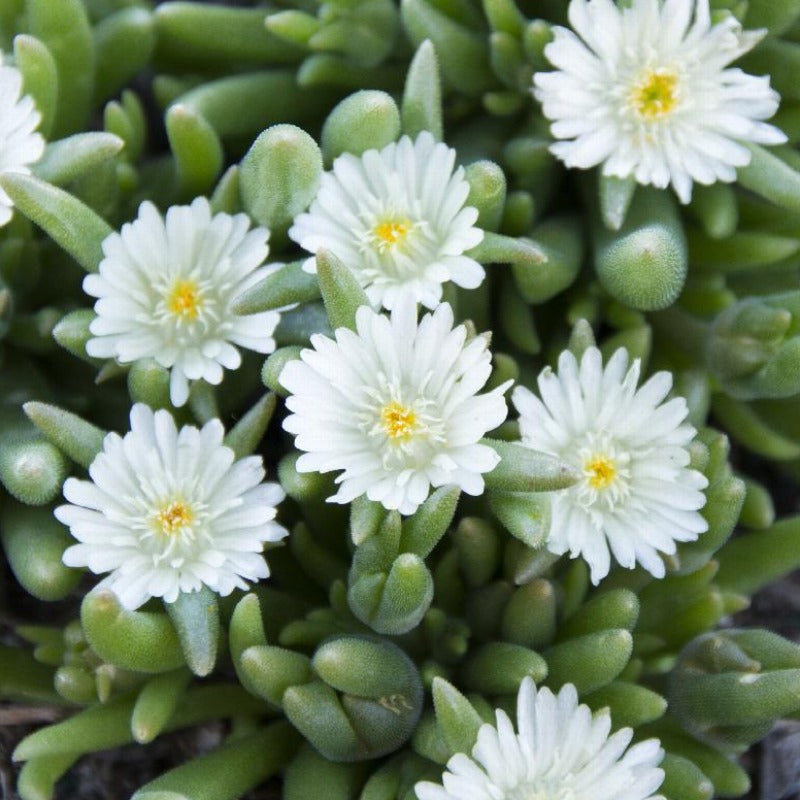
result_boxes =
[5,0,800,798]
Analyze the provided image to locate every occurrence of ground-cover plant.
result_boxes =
[4,0,800,798]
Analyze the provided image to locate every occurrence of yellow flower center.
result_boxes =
[631,70,679,120]
[380,401,418,441]
[374,220,411,246]
[166,279,203,319]
[585,456,617,490]
[154,500,194,535]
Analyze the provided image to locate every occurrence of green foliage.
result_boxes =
[3,1,800,799]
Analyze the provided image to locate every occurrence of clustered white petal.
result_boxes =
[289,131,485,311]
[416,677,666,800]
[513,346,708,584]
[533,0,787,203]
[0,52,46,227]
[84,197,281,407]
[280,295,510,516]
[57,404,288,610]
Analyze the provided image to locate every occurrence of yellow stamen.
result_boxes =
[374,220,411,246]
[586,456,617,490]
[155,501,194,535]
[631,70,679,120]
[167,279,203,320]
[380,401,418,441]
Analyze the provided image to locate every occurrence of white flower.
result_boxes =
[533,0,787,203]
[288,131,484,310]
[0,52,45,226]
[416,678,665,800]
[513,346,708,583]
[280,295,510,516]
[56,404,288,610]
[84,197,281,407]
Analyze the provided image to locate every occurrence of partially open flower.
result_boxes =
[56,404,288,610]
[0,52,45,226]
[289,131,484,310]
[416,678,665,800]
[280,295,510,515]
[84,197,281,406]
[513,346,708,583]
[534,0,787,202]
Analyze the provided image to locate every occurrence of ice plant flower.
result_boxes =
[533,0,787,203]
[280,295,510,515]
[513,346,708,583]
[84,197,281,406]
[56,404,288,610]
[415,678,665,800]
[0,52,45,226]
[289,131,484,310]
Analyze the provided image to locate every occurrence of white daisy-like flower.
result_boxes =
[84,197,281,407]
[0,52,45,226]
[416,677,665,800]
[513,346,708,584]
[56,403,288,610]
[280,295,510,516]
[533,0,787,203]
[288,131,484,310]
